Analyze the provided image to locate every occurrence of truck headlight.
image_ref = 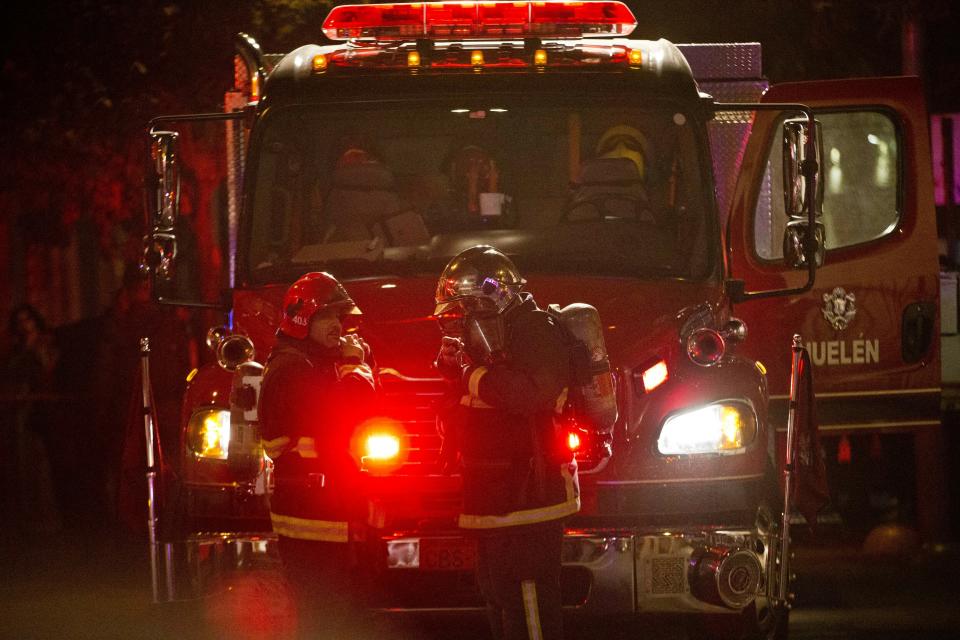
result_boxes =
[657,402,756,455]
[187,409,231,459]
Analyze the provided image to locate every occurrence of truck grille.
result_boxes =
[380,372,446,475]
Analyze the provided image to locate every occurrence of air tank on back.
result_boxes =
[549,303,618,435]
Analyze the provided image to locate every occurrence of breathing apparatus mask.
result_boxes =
[433,244,525,364]
[438,295,506,365]
[463,304,507,365]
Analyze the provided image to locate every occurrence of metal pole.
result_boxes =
[140,337,162,603]
[779,334,802,604]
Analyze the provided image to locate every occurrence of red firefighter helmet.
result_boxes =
[278,272,361,340]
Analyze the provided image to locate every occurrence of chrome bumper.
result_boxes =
[149,533,278,603]
[566,527,777,615]
[152,526,777,616]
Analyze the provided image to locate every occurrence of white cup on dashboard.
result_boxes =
[479,192,506,217]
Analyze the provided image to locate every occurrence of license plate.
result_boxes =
[420,537,476,571]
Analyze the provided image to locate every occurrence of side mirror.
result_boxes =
[781,118,823,219]
[781,117,825,269]
[151,131,181,229]
[138,112,242,311]
[141,131,181,281]
[783,219,825,269]
[140,231,178,281]
[714,100,824,303]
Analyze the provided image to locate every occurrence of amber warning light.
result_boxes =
[322,1,638,41]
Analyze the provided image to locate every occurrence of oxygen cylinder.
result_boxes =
[551,303,618,434]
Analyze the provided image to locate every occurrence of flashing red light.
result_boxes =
[365,433,401,460]
[567,430,582,451]
[323,3,422,41]
[641,360,669,392]
[322,1,637,41]
[353,418,406,472]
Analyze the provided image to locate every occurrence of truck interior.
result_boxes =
[245,101,716,285]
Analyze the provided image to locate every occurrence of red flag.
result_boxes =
[792,348,830,529]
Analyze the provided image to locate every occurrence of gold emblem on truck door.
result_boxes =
[822,287,857,330]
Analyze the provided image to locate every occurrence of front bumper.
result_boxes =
[576,527,776,615]
[371,524,777,615]
[154,526,778,616]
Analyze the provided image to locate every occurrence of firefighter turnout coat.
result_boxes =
[259,335,376,542]
[444,294,580,530]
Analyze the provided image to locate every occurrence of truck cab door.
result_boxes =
[727,76,940,436]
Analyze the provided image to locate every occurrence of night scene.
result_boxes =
[2,1,960,639]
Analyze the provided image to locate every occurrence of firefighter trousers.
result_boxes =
[475,522,565,640]
[277,536,370,637]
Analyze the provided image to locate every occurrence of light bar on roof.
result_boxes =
[322,1,638,41]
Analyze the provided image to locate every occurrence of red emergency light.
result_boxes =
[560,418,612,470]
[352,417,408,473]
[322,1,638,41]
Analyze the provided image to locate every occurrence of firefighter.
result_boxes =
[433,245,578,640]
[258,271,377,630]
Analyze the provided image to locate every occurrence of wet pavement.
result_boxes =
[2,528,959,640]
[788,543,960,640]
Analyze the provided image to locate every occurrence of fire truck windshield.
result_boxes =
[245,102,715,283]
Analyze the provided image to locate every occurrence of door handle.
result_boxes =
[901,302,936,363]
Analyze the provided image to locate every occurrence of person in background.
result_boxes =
[2,304,62,534]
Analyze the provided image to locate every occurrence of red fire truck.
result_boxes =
[138,2,944,637]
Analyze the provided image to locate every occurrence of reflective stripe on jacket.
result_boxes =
[458,461,579,529]
[269,512,349,542]
[261,435,319,460]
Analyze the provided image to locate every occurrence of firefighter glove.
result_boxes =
[435,336,465,380]
[341,334,367,364]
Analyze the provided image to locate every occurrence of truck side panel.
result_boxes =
[727,76,945,539]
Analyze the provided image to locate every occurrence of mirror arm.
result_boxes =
[156,297,231,310]
[714,102,818,303]
[149,112,247,131]
[151,272,232,310]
